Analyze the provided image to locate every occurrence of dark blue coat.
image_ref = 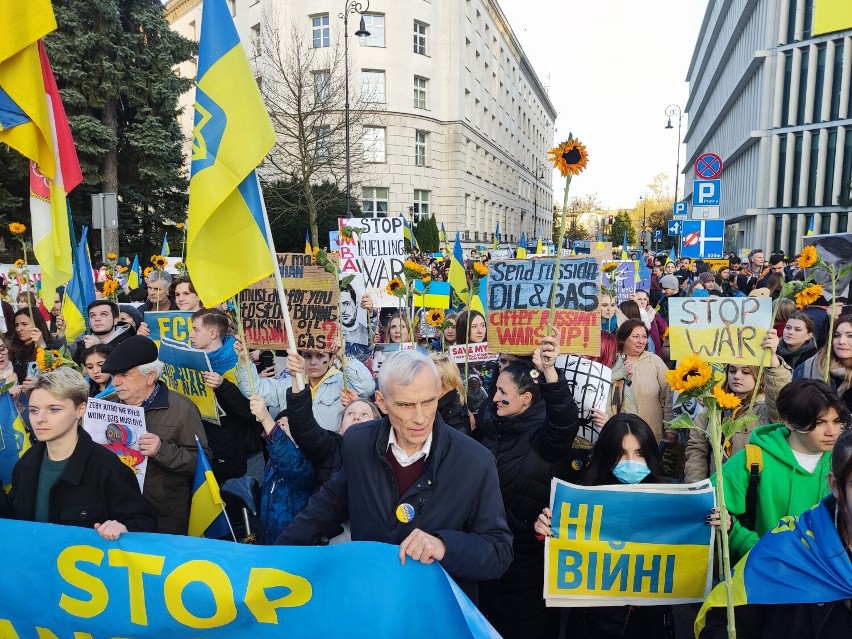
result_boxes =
[276,413,514,600]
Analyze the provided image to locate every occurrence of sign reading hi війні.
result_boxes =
[486,257,601,356]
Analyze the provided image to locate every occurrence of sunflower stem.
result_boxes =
[547,174,572,337]
[826,263,836,384]
[232,295,256,398]
[746,303,780,416]
[709,408,737,639]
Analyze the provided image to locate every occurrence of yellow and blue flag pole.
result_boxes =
[806,217,814,236]
[493,221,500,250]
[161,233,170,257]
[517,232,527,259]
[402,215,419,250]
[188,436,234,540]
[62,224,96,341]
[439,222,448,254]
[304,230,312,253]
[127,254,141,290]
[448,231,469,305]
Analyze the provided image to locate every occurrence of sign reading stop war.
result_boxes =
[668,297,772,365]
[486,258,601,356]
[239,254,339,351]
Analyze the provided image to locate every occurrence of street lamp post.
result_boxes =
[339,1,371,216]
[665,104,683,257]
[664,104,683,204]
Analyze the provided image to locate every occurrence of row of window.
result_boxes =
[313,127,430,166]
[775,126,852,208]
[362,187,430,218]
[313,69,430,110]
[312,14,428,55]
[779,38,852,128]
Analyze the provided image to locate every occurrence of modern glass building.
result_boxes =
[685,0,852,256]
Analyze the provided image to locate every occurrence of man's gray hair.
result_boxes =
[147,269,172,287]
[138,359,165,378]
[378,349,438,395]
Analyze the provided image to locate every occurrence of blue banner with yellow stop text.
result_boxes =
[0,520,499,638]
[544,479,715,607]
[143,311,195,346]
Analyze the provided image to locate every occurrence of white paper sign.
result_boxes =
[556,355,612,443]
[337,217,405,307]
[449,342,499,364]
[83,398,147,491]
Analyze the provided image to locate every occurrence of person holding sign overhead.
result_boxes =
[237,338,374,431]
[475,331,581,639]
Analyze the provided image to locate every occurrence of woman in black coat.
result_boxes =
[475,332,580,639]
[0,367,156,537]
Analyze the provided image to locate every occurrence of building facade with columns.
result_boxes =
[684,0,852,257]
[165,0,556,249]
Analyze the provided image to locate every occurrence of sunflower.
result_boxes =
[712,384,741,410]
[13,259,23,269]
[666,354,712,393]
[386,277,404,296]
[794,284,823,310]
[143,267,153,278]
[547,138,589,177]
[103,280,119,296]
[106,252,118,261]
[404,259,427,276]
[151,255,167,269]
[797,245,818,269]
[662,327,669,341]
[311,245,321,265]
[421,275,432,286]
[177,222,185,230]
[473,261,488,277]
[35,348,46,372]
[8,222,26,235]
[426,308,445,327]
[602,262,618,273]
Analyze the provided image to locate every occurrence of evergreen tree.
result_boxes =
[415,215,440,253]
[41,0,195,260]
[263,177,359,252]
[609,210,637,249]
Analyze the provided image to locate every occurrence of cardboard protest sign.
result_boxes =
[158,338,219,424]
[704,259,730,271]
[337,217,405,307]
[239,255,339,352]
[144,311,194,346]
[486,257,601,356]
[556,355,611,443]
[601,261,635,305]
[544,479,715,606]
[369,342,414,377]
[83,398,147,490]
[449,342,498,364]
[668,297,772,365]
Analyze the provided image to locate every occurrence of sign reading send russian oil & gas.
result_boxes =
[486,257,600,356]
[544,480,715,606]
[668,296,772,365]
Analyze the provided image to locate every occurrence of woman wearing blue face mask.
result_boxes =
[535,414,722,639]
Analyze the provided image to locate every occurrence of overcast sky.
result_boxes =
[497,0,709,210]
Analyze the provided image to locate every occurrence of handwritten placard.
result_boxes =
[668,297,772,365]
[83,398,147,490]
[448,342,499,364]
[239,254,340,351]
[602,261,635,305]
[337,217,405,308]
[486,258,601,356]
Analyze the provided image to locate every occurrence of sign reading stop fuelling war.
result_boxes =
[486,257,601,356]
[337,217,405,308]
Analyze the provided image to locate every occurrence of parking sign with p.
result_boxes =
[692,180,721,207]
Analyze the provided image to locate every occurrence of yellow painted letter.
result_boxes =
[245,567,312,623]
[108,549,166,626]
[164,560,236,629]
[57,546,108,618]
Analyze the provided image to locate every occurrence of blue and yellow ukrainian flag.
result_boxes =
[535,236,544,255]
[695,497,852,635]
[304,230,311,253]
[402,215,419,249]
[517,232,527,259]
[667,247,676,264]
[188,437,231,538]
[413,280,450,309]
[448,231,469,305]
[127,254,141,290]
[806,217,814,236]
[161,233,170,257]
[439,222,448,254]
[62,225,96,342]
[186,0,276,307]
[0,391,31,491]
[493,221,500,250]
[621,229,629,260]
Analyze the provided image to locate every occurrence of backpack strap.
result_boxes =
[742,444,763,530]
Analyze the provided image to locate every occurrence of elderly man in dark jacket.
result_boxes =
[101,336,211,535]
[276,349,513,603]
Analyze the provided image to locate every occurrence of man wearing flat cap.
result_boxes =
[101,336,211,535]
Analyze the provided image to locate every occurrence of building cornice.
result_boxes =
[165,0,201,24]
